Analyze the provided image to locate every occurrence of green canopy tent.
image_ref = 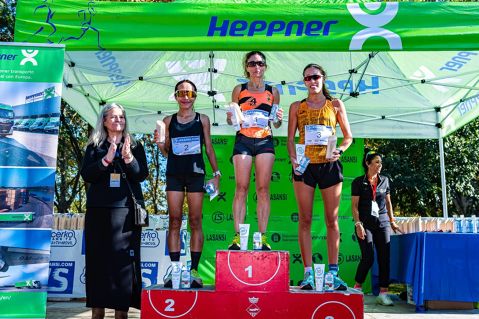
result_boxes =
[13,0,479,217]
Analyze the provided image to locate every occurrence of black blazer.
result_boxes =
[81,139,148,208]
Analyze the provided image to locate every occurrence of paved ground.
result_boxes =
[47,295,479,319]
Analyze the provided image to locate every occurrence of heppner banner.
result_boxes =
[14,0,479,51]
[0,43,64,319]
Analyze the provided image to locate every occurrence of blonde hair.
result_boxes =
[87,103,135,147]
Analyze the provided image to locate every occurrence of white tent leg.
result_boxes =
[438,137,448,218]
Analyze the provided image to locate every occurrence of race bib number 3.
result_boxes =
[305,125,333,146]
[172,136,201,156]
[242,109,269,129]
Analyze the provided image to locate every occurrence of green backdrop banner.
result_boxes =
[201,136,368,290]
[14,0,479,51]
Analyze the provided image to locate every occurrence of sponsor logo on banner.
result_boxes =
[338,252,345,265]
[290,213,299,222]
[439,51,478,72]
[253,193,288,202]
[48,261,75,294]
[346,254,362,263]
[51,230,78,247]
[347,2,402,50]
[292,252,324,265]
[206,233,227,241]
[141,230,161,248]
[207,16,338,38]
[458,94,479,117]
[211,137,229,145]
[216,191,227,202]
[94,50,131,87]
[341,155,358,163]
[271,171,281,182]
[246,296,261,318]
[80,267,86,284]
[212,211,233,224]
[20,49,39,66]
[141,262,159,288]
[271,233,281,243]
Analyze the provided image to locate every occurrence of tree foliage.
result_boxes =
[366,117,479,217]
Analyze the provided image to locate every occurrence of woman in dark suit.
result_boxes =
[81,103,148,319]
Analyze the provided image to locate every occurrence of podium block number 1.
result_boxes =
[245,265,253,278]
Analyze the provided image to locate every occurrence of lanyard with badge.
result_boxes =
[110,148,121,188]
[370,180,380,217]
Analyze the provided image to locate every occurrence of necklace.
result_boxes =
[249,81,263,90]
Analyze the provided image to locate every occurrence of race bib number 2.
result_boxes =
[172,136,201,155]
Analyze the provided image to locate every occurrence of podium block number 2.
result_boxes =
[245,265,253,278]
[165,299,175,312]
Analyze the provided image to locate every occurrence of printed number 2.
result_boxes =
[245,265,252,278]
[165,299,175,312]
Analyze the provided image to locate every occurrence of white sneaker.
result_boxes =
[376,293,394,306]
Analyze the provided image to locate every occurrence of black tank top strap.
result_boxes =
[265,84,273,94]
[240,83,248,92]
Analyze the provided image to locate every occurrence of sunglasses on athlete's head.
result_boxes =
[303,74,323,82]
[246,61,266,68]
[175,90,197,98]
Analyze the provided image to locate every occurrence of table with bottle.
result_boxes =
[384,217,479,311]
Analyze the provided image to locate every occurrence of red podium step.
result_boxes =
[215,250,289,292]
[141,250,364,319]
[141,286,363,319]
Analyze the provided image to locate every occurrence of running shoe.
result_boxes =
[228,233,241,250]
[333,273,348,291]
[261,234,271,251]
[190,269,203,288]
[299,270,315,290]
[163,273,172,288]
[376,293,394,306]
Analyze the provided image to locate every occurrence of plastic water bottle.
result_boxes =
[180,264,190,289]
[454,216,463,233]
[270,104,279,124]
[324,271,334,292]
[295,156,310,175]
[253,232,262,250]
[465,218,474,233]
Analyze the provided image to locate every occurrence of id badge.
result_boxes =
[371,201,379,218]
[304,125,332,145]
[110,173,121,188]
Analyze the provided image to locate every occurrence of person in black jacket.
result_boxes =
[154,80,220,288]
[351,151,400,306]
[81,103,148,319]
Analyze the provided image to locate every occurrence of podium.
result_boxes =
[141,250,363,319]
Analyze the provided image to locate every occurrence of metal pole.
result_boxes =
[438,137,448,218]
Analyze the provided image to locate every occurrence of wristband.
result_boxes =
[103,157,112,165]
[354,221,363,227]
[337,148,344,155]
[212,170,222,177]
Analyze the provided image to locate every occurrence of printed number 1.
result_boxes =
[165,299,175,312]
[245,265,252,278]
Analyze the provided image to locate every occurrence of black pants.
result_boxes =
[355,213,391,288]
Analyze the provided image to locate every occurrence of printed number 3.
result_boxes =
[245,265,252,278]
[165,299,175,312]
